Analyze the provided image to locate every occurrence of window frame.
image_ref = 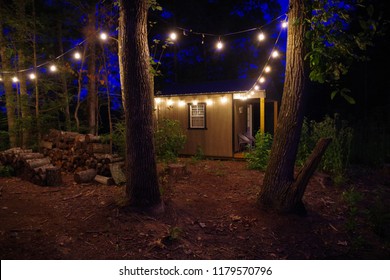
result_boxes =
[188,102,207,129]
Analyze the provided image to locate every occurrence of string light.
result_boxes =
[74,52,81,60]
[169,32,177,41]
[178,100,186,107]
[206,99,213,106]
[100,32,108,40]
[220,96,227,104]
[254,85,260,90]
[216,39,223,50]
[167,99,174,106]
[155,98,162,104]
[0,13,287,94]
[192,100,198,105]
[258,32,265,41]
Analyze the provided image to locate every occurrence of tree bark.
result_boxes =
[119,0,163,212]
[258,0,321,214]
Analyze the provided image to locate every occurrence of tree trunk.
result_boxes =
[119,0,163,213]
[0,24,17,147]
[86,11,97,135]
[57,20,71,131]
[18,51,30,148]
[257,0,323,214]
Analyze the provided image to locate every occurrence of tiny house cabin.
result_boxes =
[155,79,280,158]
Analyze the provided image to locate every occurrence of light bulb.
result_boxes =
[178,100,185,107]
[259,77,265,83]
[265,66,271,73]
[282,21,288,28]
[254,85,260,91]
[167,99,174,106]
[206,99,213,106]
[272,50,279,58]
[74,52,81,60]
[29,73,36,80]
[50,65,57,72]
[192,100,198,105]
[169,32,177,41]
[258,32,265,41]
[100,32,108,40]
[12,76,19,83]
[155,98,162,104]
[216,41,223,50]
[221,96,227,104]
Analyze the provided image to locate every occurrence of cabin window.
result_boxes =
[189,103,206,129]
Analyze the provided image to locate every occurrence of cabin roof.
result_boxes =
[158,79,280,101]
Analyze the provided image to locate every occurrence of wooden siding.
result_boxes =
[156,94,233,157]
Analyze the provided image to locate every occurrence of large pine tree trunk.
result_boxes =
[257,0,329,214]
[119,0,163,212]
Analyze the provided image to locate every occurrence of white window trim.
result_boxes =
[189,103,206,129]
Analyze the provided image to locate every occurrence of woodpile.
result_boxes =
[0,130,126,186]
[40,129,125,184]
[0,147,60,186]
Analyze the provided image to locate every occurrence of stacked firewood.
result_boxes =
[41,129,125,185]
[0,130,126,186]
[0,147,61,186]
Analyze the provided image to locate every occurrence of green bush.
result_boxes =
[155,118,187,163]
[297,115,353,184]
[244,131,273,171]
[0,131,10,151]
[112,120,126,157]
[0,164,14,177]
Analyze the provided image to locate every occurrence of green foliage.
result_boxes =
[367,186,390,239]
[305,0,382,102]
[0,131,10,151]
[342,187,365,250]
[244,132,273,171]
[193,145,205,161]
[112,120,126,157]
[0,164,14,177]
[297,116,353,184]
[155,118,187,163]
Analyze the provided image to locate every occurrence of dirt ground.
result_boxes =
[0,158,389,260]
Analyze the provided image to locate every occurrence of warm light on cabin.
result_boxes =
[264,66,271,73]
[220,96,227,104]
[206,99,213,106]
[167,99,174,106]
[178,100,186,107]
[155,98,162,104]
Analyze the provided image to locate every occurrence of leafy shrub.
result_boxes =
[112,120,126,157]
[0,164,14,177]
[0,131,10,151]
[244,131,273,171]
[155,118,187,163]
[297,115,353,184]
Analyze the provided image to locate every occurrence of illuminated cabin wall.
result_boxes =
[155,94,233,158]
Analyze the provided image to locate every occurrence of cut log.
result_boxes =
[25,157,51,169]
[94,175,114,185]
[88,143,110,154]
[40,141,53,149]
[168,163,188,178]
[109,162,126,185]
[19,153,45,160]
[74,168,97,184]
[46,166,62,186]
[85,134,101,143]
